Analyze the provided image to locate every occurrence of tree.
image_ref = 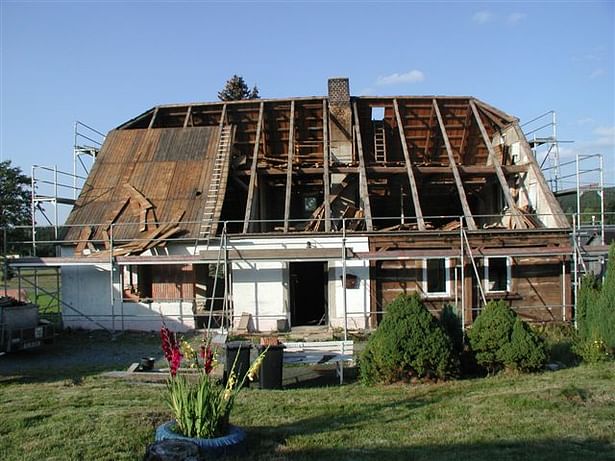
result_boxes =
[217,75,260,101]
[0,160,32,255]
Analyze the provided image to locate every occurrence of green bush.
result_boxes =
[360,294,457,384]
[440,304,464,354]
[576,243,615,359]
[573,337,612,363]
[576,273,601,340]
[468,301,547,372]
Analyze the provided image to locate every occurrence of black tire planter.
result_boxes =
[155,421,246,458]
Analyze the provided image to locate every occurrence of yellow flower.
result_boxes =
[247,351,266,381]
[180,340,195,357]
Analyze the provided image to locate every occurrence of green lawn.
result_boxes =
[1,334,614,461]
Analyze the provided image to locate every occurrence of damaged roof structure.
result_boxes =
[20,78,581,333]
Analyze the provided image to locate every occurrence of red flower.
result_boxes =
[203,346,214,375]
[170,347,183,377]
[160,327,174,363]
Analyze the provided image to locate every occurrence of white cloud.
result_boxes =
[472,11,494,24]
[507,12,526,25]
[592,126,615,147]
[358,87,375,96]
[589,68,606,79]
[576,118,595,126]
[376,70,425,86]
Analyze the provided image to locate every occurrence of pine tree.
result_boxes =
[218,75,260,101]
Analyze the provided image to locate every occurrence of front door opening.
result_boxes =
[289,261,327,326]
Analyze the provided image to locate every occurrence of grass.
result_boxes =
[1,333,614,460]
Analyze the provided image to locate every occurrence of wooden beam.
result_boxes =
[352,102,373,231]
[470,100,526,229]
[423,103,434,161]
[458,105,473,163]
[218,103,227,129]
[148,107,159,129]
[394,99,425,231]
[432,99,477,230]
[243,101,265,233]
[283,100,295,232]
[183,106,192,128]
[323,99,331,232]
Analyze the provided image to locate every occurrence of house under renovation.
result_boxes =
[18,78,582,332]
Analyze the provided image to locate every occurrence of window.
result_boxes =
[484,257,511,293]
[423,258,450,297]
[371,106,385,120]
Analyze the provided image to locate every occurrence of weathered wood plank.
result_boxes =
[394,99,425,231]
[470,100,526,229]
[432,99,477,230]
[243,101,264,233]
[352,102,373,231]
[323,98,331,232]
[283,100,295,232]
[183,106,192,128]
[148,107,159,129]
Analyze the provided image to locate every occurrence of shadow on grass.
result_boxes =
[0,329,164,383]
[240,438,615,461]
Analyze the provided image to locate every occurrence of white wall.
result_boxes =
[229,236,370,332]
[59,246,194,332]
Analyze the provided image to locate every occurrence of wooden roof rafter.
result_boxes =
[283,100,296,232]
[352,101,374,231]
[243,101,265,233]
[322,98,331,232]
[433,99,477,230]
[394,98,425,231]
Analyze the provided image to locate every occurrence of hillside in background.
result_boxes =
[557,187,615,225]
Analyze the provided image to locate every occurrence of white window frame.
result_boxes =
[483,256,512,293]
[422,258,452,298]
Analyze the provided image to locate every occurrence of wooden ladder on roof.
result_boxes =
[373,121,387,163]
[199,125,233,240]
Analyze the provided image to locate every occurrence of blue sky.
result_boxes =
[1,1,613,200]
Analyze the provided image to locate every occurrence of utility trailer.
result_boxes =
[0,297,55,353]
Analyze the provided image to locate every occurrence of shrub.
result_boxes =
[360,294,457,384]
[576,243,615,357]
[576,273,601,340]
[440,304,464,354]
[468,301,546,372]
[573,337,612,363]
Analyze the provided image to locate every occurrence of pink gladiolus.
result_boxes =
[170,347,182,377]
[160,327,174,363]
[204,346,214,375]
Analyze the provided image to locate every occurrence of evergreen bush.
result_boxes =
[468,301,546,372]
[360,294,457,384]
[575,243,615,362]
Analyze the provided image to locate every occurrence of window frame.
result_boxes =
[422,257,452,298]
[483,256,512,293]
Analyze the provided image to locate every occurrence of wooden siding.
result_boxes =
[64,126,220,241]
[151,264,195,301]
[368,232,572,326]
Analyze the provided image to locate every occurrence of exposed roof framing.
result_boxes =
[433,99,477,230]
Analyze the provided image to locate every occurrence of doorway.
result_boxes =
[289,261,327,326]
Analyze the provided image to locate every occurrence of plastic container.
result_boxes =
[257,344,284,389]
[224,341,252,387]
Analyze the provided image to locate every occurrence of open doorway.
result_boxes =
[289,261,327,326]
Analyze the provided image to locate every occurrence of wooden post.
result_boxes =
[243,101,264,233]
[352,102,373,231]
[394,99,425,231]
[470,100,525,229]
[283,101,295,232]
[183,106,192,128]
[323,99,331,232]
[433,99,477,230]
[148,107,159,129]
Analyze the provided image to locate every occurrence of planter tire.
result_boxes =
[155,421,246,458]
